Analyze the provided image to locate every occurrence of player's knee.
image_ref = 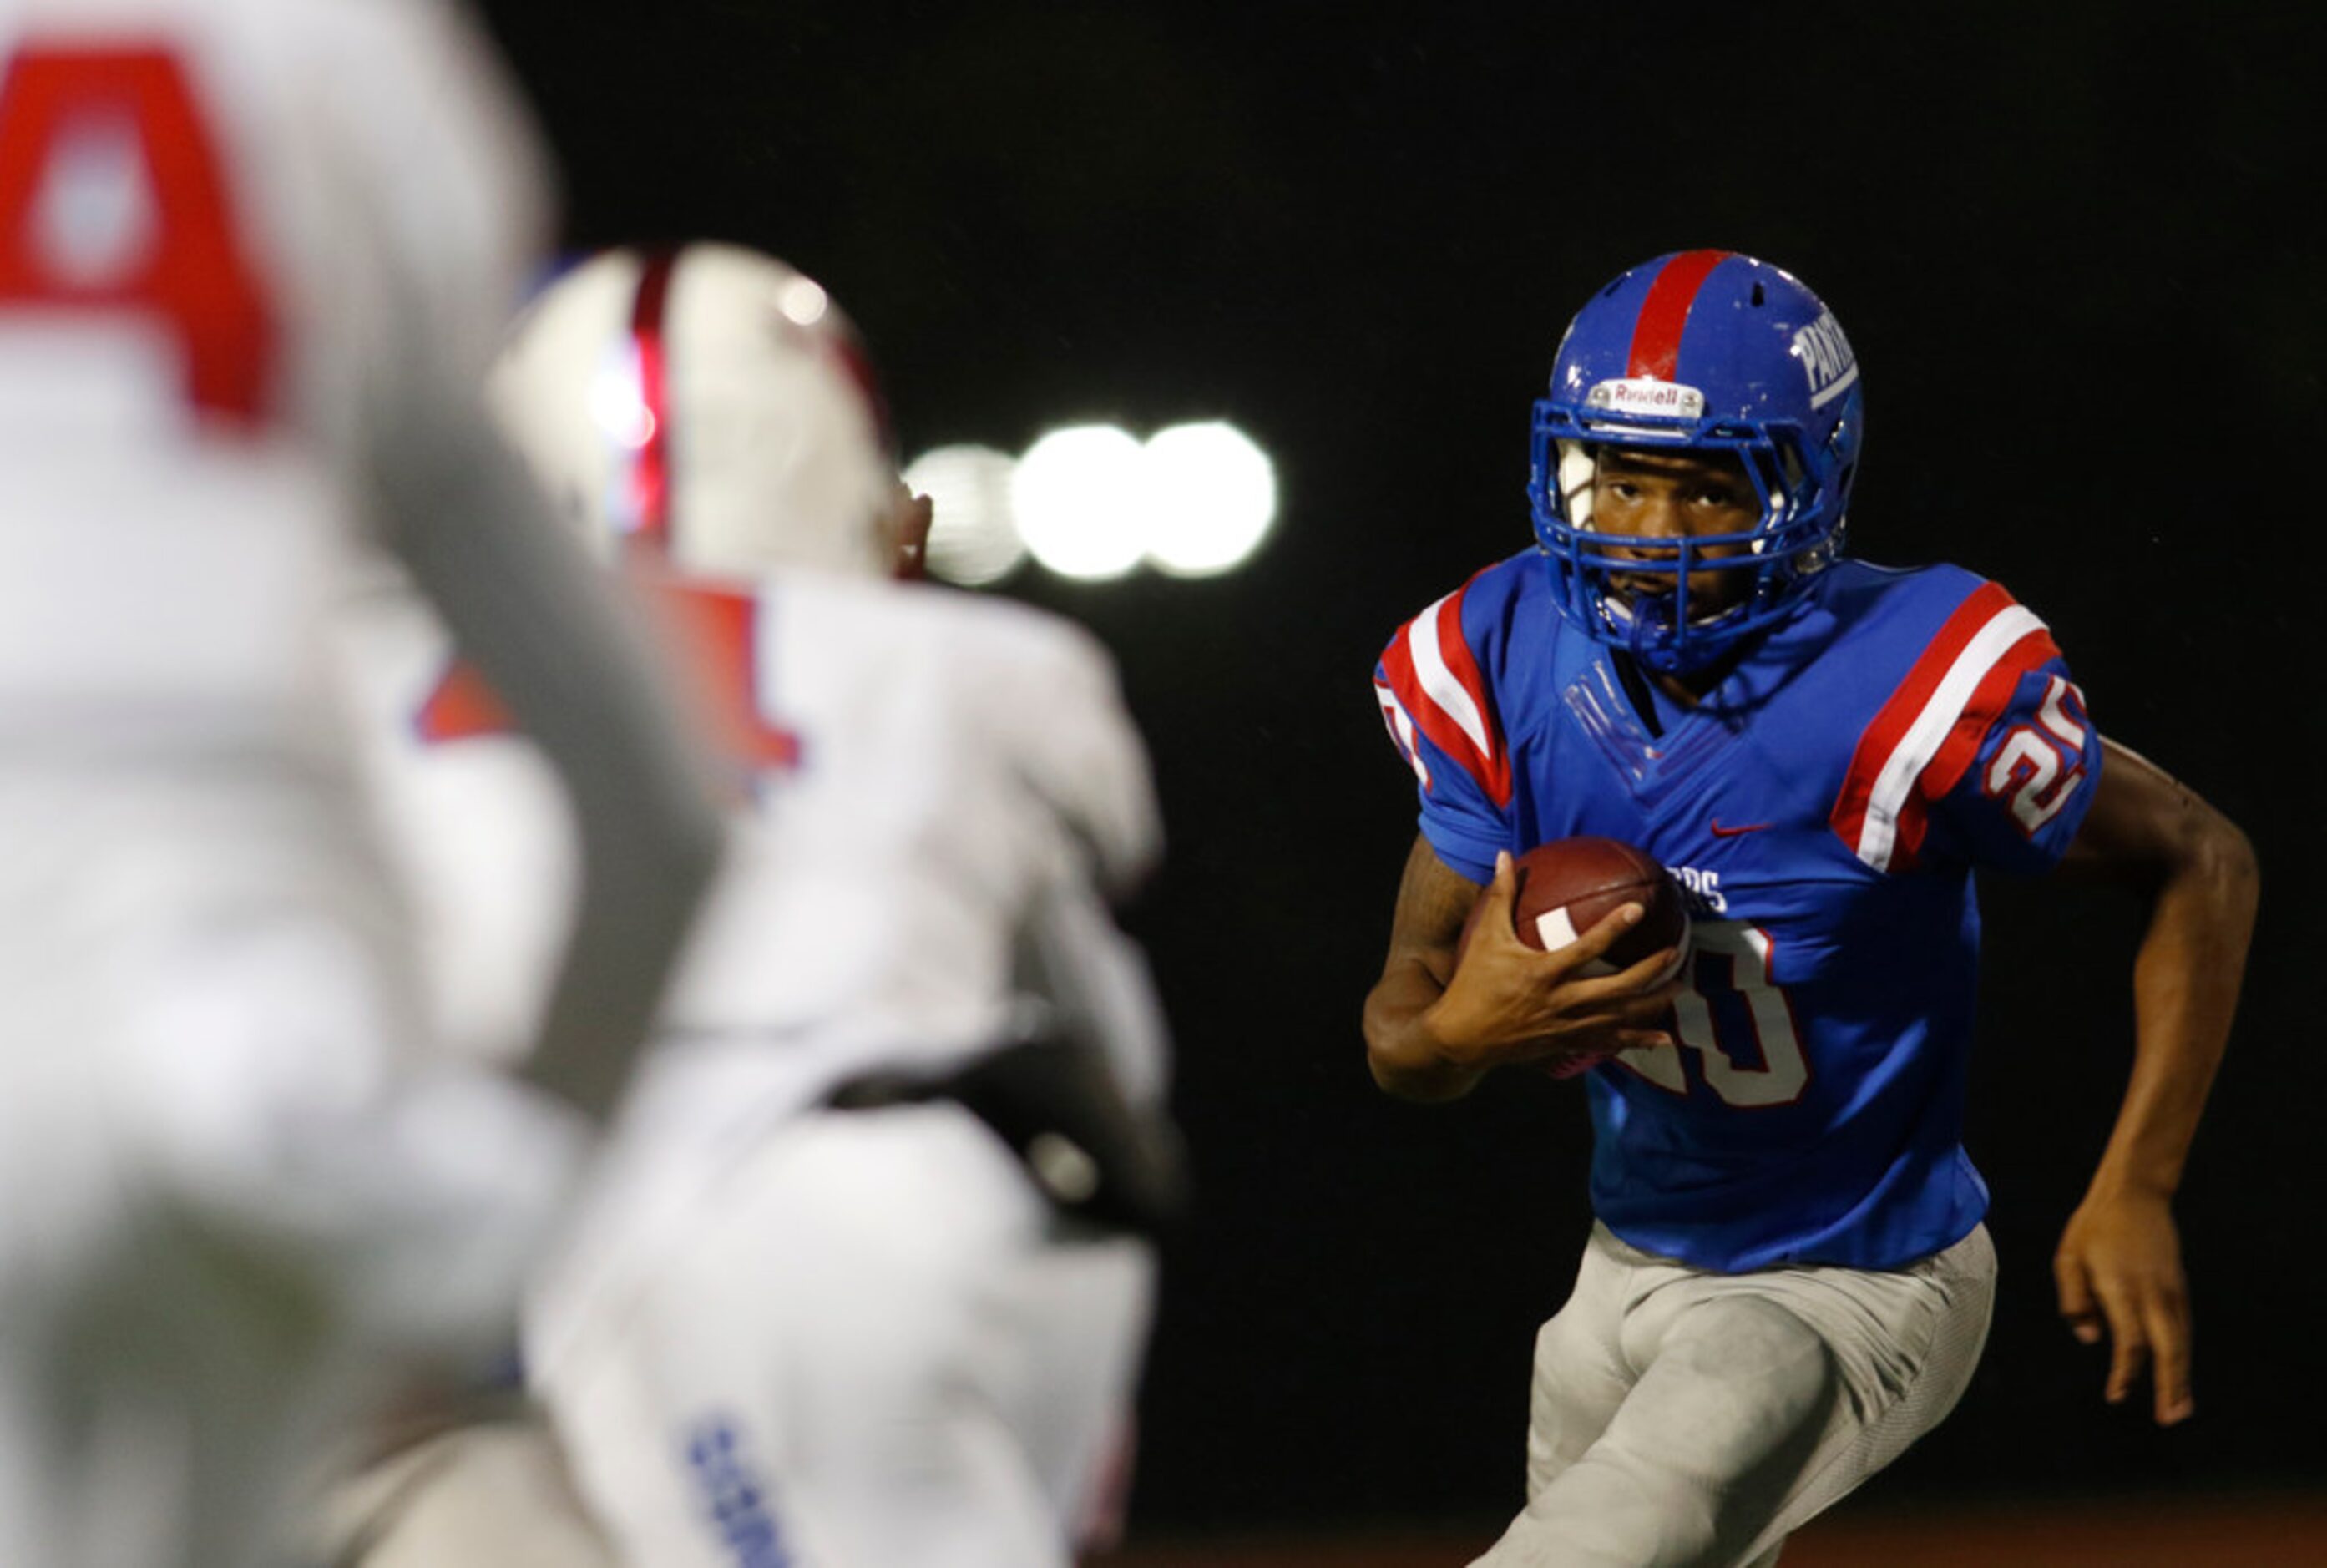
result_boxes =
[1653,1297,1842,1479]
[1528,1305,1629,1453]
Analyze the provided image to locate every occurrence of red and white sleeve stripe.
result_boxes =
[1831,582,2061,872]
[1373,681,1432,791]
[1375,576,1512,808]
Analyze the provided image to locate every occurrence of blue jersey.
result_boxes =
[1373,554,2102,1272]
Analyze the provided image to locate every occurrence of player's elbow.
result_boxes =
[1362,985,1478,1105]
[2146,781,2259,916]
[2189,804,2259,927]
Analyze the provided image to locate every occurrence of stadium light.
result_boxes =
[1012,424,1148,581]
[904,443,1024,585]
[1141,421,1277,576]
[908,418,1281,586]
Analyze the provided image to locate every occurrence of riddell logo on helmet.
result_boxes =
[1586,379,1707,419]
[1790,311,1858,407]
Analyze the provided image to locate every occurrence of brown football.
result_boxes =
[1461,836,1691,975]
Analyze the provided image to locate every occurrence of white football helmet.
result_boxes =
[490,243,898,579]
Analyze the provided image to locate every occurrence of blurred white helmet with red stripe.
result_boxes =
[490,243,898,580]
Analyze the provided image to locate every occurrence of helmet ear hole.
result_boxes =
[1556,441,1598,527]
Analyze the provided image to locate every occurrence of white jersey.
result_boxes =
[0,8,582,1562]
[329,564,1165,1565]
[0,0,561,1278]
[344,564,1164,1374]
[0,0,548,765]
[350,564,1161,1085]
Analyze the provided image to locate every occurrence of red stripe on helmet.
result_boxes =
[627,249,680,547]
[1626,250,1733,382]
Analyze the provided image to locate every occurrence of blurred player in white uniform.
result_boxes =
[0,3,722,1565]
[333,242,1177,1567]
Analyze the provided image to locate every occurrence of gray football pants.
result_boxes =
[1472,1222,1996,1568]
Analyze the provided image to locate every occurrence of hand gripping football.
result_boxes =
[1465,836,1691,979]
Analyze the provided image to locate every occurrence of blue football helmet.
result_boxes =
[1528,250,1864,675]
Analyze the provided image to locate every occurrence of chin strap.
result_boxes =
[1608,580,1698,679]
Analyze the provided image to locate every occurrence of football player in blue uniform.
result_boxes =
[1365,250,2258,1567]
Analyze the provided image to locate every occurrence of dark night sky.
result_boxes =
[478,0,2322,1536]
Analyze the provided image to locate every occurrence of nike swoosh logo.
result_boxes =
[1708,820,1771,837]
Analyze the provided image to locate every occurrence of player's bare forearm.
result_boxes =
[1363,837,1489,1102]
[1367,961,1487,1103]
[2051,735,2256,1424]
[2059,736,2258,1196]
